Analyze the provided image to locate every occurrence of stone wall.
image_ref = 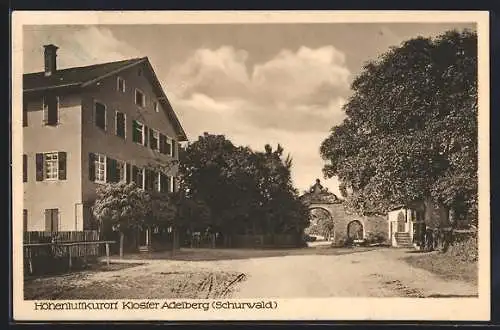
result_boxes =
[307,203,389,247]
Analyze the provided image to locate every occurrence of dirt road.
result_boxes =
[25,247,477,299]
[231,249,477,298]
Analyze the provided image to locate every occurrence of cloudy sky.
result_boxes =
[23,22,474,196]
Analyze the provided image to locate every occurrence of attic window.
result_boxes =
[117,77,125,93]
[153,101,159,112]
[135,89,146,108]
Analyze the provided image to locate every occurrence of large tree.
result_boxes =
[180,133,309,244]
[320,29,478,224]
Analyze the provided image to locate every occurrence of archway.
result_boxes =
[347,220,364,241]
[306,207,334,241]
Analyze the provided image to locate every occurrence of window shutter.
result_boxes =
[45,209,51,232]
[172,176,176,192]
[35,153,44,181]
[126,163,131,183]
[132,120,138,143]
[52,209,59,232]
[132,166,139,185]
[23,154,27,182]
[171,140,177,158]
[159,134,166,154]
[89,153,96,181]
[46,95,58,126]
[166,138,172,155]
[144,126,149,147]
[106,157,116,183]
[58,152,67,180]
[23,101,28,127]
[149,128,155,150]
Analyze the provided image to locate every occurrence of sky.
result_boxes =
[23,22,475,196]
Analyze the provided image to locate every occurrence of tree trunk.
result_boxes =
[119,232,125,258]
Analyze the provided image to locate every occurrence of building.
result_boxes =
[300,179,388,246]
[23,44,188,233]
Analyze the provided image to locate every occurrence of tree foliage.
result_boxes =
[180,133,309,236]
[320,29,478,222]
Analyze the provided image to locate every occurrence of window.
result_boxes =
[159,172,170,193]
[117,77,126,93]
[44,208,59,232]
[44,153,58,180]
[95,153,106,183]
[116,160,127,183]
[36,152,66,181]
[132,166,144,189]
[115,111,126,139]
[23,209,28,232]
[95,102,107,130]
[23,154,27,182]
[43,95,58,126]
[135,89,146,108]
[149,128,159,151]
[153,101,159,112]
[144,169,156,191]
[132,120,145,145]
[23,100,28,127]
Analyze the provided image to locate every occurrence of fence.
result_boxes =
[23,230,114,275]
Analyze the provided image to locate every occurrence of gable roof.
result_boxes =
[23,57,188,141]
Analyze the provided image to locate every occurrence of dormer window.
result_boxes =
[153,101,159,112]
[135,89,145,108]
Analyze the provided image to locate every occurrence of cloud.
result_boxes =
[23,26,141,72]
[167,45,351,193]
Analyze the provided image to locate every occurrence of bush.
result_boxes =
[447,233,478,263]
[365,232,386,245]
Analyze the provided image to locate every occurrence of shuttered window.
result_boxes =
[35,152,67,181]
[132,166,144,189]
[43,95,58,126]
[171,140,177,158]
[149,128,159,151]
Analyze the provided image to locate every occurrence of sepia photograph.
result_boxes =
[11,11,490,321]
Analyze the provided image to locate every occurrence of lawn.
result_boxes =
[403,251,478,286]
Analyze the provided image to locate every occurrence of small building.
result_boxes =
[300,179,388,246]
[22,45,188,245]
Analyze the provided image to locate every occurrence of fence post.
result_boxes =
[105,243,110,266]
[68,245,72,270]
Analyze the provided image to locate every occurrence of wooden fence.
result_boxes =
[24,230,101,258]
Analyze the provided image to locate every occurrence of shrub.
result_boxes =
[447,232,478,263]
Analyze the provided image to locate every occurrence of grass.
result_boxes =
[403,251,478,286]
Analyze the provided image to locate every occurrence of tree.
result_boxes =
[320,29,478,224]
[93,182,150,257]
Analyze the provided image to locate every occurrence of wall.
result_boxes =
[308,203,389,246]
[23,93,83,231]
[81,62,181,218]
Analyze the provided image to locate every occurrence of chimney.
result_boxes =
[43,44,59,76]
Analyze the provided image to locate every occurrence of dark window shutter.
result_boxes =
[132,120,139,143]
[58,152,67,180]
[116,112,125,138]
[132,166,139,185]
[23,154,27,182]
[89,153,96,181]
[45,209,51,232]
[35,153,44,181]
[149,128,155,150]
[166,138,172,155]
[46,95,58,126]
[126,163,131,183]
[171,140,177,158]
[106,157,116,183]
[23,101,28,127]
[144,126,149,147]
[172,176,176,192]
[159,134,166,154]
[23,210,28,232]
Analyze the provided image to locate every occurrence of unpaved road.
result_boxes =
[25,248,477,299]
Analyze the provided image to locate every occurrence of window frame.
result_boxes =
[133,120,145,145]
[94,153,107,184]
[94,101,107,131]
[43,152,59,181]
[115,110,127,139]
[117,76,126,93]
[135,88,146,108]
[151,128,160,151]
